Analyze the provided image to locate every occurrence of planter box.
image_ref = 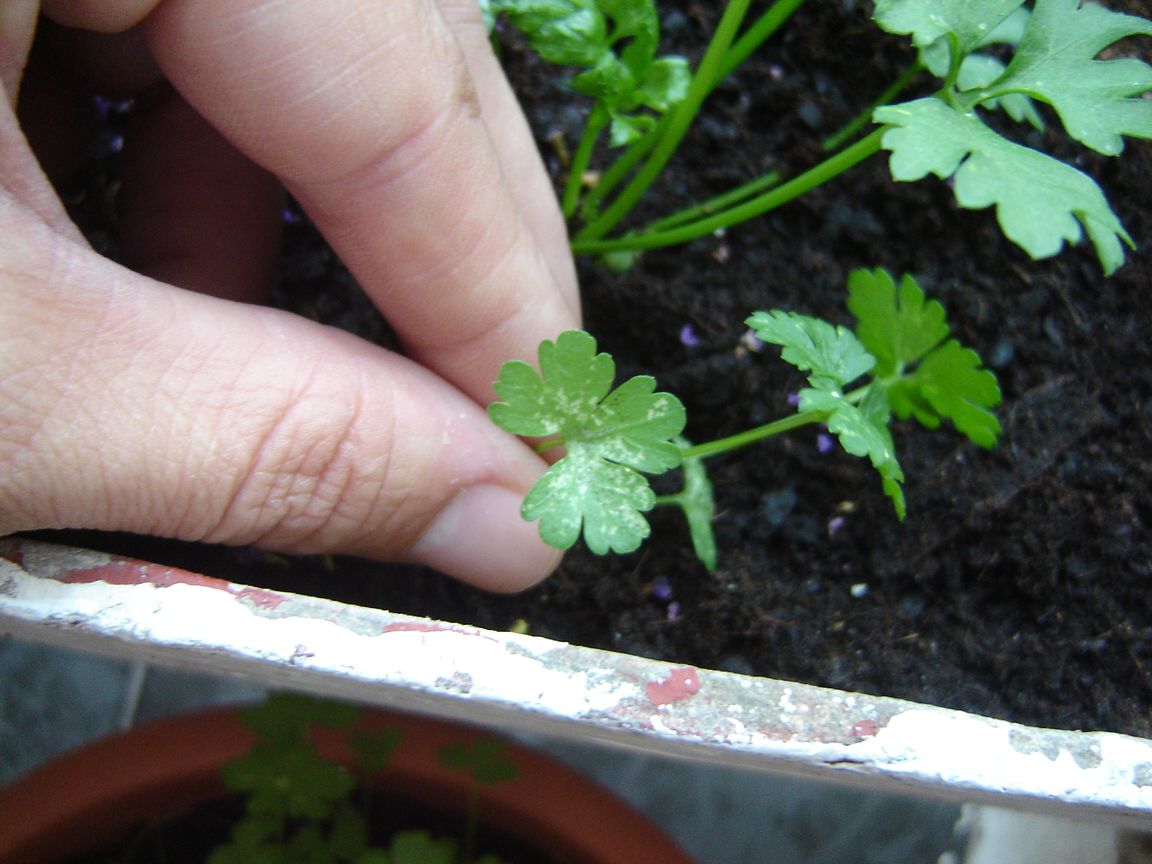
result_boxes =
[3,536,1151,836]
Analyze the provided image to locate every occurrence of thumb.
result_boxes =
[0,211,559,592]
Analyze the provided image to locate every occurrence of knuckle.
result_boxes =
[204,374,421,556]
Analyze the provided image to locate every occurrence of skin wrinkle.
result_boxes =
[323,377,397,555]
[199,346,385,551]
[145,321,269,537]
[247,394,369,550]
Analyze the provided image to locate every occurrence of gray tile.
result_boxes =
[0,637,132,785]
[537,737,961,864]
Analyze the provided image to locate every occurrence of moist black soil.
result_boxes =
[45,2,1152,739]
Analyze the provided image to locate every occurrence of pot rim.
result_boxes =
[0,702,694,864]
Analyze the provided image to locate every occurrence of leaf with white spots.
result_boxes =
[490,330,686,554]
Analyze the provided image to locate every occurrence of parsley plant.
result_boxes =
[486,0,1150,273]
[490,269,1001,568]
[210,693,514,864]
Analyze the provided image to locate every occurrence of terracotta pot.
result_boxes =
[0,704,694,864]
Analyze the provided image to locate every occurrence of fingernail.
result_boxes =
[407,484,561,592]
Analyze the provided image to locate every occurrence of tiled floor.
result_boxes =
[0,634,966,863]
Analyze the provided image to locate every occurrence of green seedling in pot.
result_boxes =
[485,0,1150,273]
[490,268,1002,570]
[210,693,515,864]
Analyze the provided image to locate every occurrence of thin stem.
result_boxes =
[645,169,782,233]
[574,0,754,244]
[571,127,885,256]
[533,436,565,455]
[562,110,607,218]
[682,410,826,460]
[578,0,806,231]
[822,61,923,152]
[715,0,809,83]
[579,118,665,221]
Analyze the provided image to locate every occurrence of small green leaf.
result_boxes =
[490,331,686,555]
[746,311,875,391]
[387,831,457,864]
[894,340,1003,448]
[847,268,1001,448]
[875,97,1132,274]
[873,0,1025,54]
[222,739,355,821]
[991,0,1152,156]
[917,9,1044,129]
[236,692,358,742]
[523,448,655,553]
[489,330,614,439]
[351,728,403,774]
[634,56,692,112]
[798,385,906,520]
[846,268,949,377]
[439,740,519,786]
[490,0,688,146]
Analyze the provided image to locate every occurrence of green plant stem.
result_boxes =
[574,0,805,234]
[715,0,809,83]
[822,62,923,151]
[571,127,885,255]
[578,119,665,220]
[644,169,782,233]
[682,410,826,460]
[562,110,608,218]
[574,0,754,244]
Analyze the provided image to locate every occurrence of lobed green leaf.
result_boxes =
[490,330,686,554]
[992,0,1152,156]
[846,267,948,378]
[746,310,875,392]
[439,739,519,785]
[847,268,1001,448]
[875,97,1132,274]
[666,438,717,571]
[892,340,1002,449]
[799,385,906,520]
[488,0,689,145]
[916,7,1043,129]
[873,0,1025,55]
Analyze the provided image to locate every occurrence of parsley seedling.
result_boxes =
[489,330,687,554]
[487,0,1149,272]
[491,269,1001,568]
[210,693,514,864]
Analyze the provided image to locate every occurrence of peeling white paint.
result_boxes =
[4,538,1152,831]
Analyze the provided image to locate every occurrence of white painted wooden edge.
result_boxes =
[2,537,1151,831]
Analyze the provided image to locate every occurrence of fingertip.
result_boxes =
[405,483,562,592]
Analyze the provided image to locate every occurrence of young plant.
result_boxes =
[487,0,1150,273]
[490,268,1002,568]
[210,693,515,864]
[873,0,1152,275]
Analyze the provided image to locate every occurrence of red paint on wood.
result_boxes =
[645,667,701,707]
[54,556,286,610]
[850,719,879,738]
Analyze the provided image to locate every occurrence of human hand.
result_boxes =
[0,0,581,591]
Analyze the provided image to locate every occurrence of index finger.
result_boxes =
[140,0,580,399]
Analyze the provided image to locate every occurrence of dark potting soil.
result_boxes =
[42,2,1152,740]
